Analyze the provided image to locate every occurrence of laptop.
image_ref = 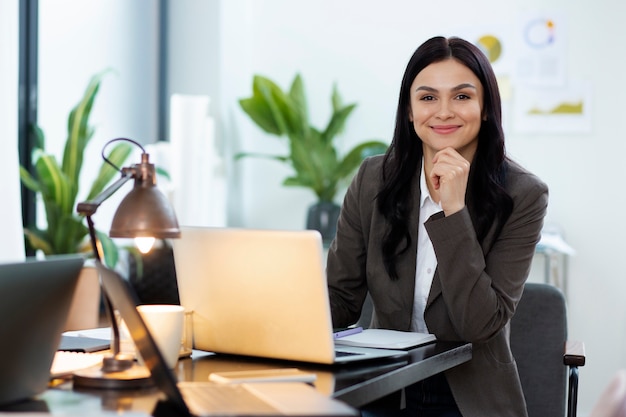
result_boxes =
[96,262,357,416]
[0,255,84,405]
[172,226,407,365]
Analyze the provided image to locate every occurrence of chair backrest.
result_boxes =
[510,282,568,417]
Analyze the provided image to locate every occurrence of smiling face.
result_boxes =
[409,58,484,162]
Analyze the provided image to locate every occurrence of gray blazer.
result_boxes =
[327,155,548,417]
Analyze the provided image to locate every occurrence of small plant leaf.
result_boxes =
[335,141,389,180]
[63,71,109,203]
[18,166,41,193]
[23,228,53,255]
[234,151,289,163]
[34,154,73,215]
[322,103,356,145]
[288,74,310,136]
[96,230,119,268]
[32,124,45,150]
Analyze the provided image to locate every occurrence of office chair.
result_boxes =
[356,282,586,417]
[510,282,586,417]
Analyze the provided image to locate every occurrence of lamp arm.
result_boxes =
[77,171,134,216]
[81,214,124,359]
[76,170,135,364]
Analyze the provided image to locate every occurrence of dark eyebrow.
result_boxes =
[415,83,477,93]
[415,86,437,93]
[452,83,477,91]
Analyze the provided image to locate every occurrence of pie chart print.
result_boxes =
[476,35,502,64]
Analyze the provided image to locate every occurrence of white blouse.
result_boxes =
[411,161,442,333]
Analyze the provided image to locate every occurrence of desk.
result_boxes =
[2,341,471,415]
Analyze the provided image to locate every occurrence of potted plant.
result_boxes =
[19,70,132,266]
[238,74,388,243]
[19,71,132,330]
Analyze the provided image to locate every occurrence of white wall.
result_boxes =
[0,0,25,262]
[205,1,625,414]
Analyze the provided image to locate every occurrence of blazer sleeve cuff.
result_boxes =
[425,207,475,243]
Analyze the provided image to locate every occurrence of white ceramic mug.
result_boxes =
[137,304,185,368]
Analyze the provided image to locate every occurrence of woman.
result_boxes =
[326,36,548,417]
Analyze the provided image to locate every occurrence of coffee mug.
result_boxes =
[137,304,185,368]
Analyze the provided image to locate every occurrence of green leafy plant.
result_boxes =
[238,74,388,202]
[19,71,132,267]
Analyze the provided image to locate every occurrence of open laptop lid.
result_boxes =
[0,255,84,405]
[173,227,341,364]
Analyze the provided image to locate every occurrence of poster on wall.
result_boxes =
[514,11,567,87]
[512,80,592,134]
[457,26,513,78]
[512,11,592,134]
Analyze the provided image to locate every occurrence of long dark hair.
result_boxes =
[377,36,513,280]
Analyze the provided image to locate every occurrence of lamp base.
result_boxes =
[73,363,153,390]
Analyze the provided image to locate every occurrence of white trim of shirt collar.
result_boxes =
[420,158,434,209]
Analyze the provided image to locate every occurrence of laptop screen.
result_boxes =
[0,255,84,405]
[173,227,338,364]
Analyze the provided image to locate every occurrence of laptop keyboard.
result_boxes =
[178,382,278,414]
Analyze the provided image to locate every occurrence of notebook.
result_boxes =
[334,329,436,350]
[0,255,84,405]
[96,262,357,416]
[172,226,407,364]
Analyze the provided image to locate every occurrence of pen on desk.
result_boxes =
[334,326,363,339]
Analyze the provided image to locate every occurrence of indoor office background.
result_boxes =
[0,0,623,415]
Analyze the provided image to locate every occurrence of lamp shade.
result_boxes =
[110,185,180,239]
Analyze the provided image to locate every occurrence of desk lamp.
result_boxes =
[74,137,180,389]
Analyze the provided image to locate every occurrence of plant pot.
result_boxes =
[306,201,341,246]
[64,266,102,331]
